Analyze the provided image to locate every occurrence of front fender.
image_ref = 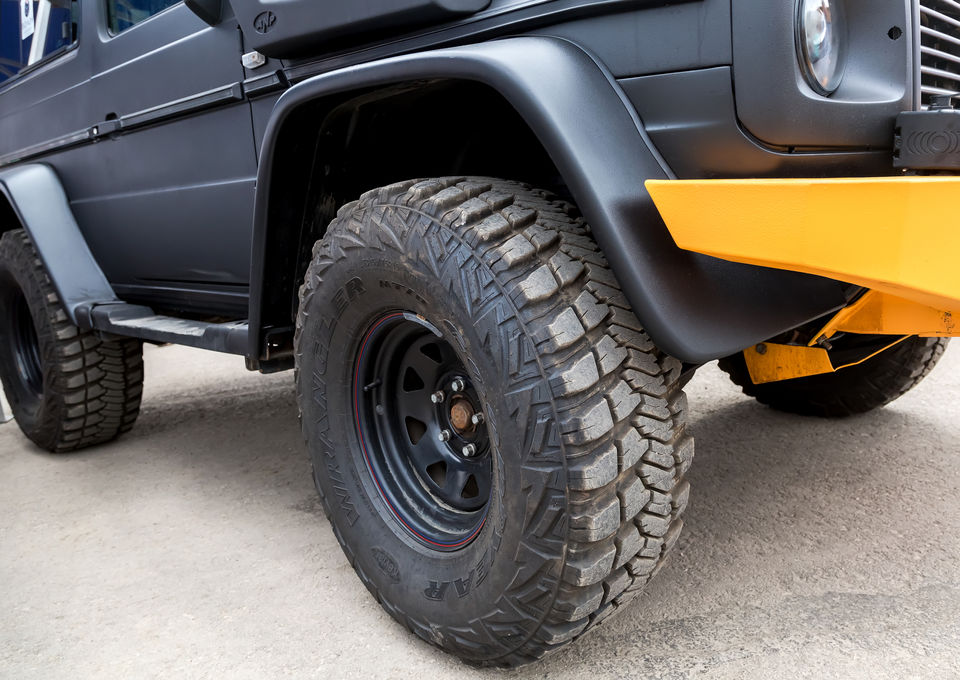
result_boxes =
[250,36,849,364]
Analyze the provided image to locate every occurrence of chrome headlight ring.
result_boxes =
[796,0,848,96]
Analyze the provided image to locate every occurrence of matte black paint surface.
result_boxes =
[0,1,257,308]
[230,0,492,57]
[0,0,916,364]
[0,166,251,353]
[623,68,894,179]
[731,0,915,148]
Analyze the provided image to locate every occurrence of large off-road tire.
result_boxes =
[718,335,949,418]
[295,178,693,667]
[0,230,143,452]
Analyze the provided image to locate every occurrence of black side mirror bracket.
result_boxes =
[185,0,222,26]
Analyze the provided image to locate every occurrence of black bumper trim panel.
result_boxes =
[895,108,960,170]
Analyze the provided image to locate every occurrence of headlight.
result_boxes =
[796,0,847,96]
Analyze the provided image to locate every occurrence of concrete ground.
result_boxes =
[2,343,958,680]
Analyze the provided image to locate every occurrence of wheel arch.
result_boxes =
[249,77,568,368]
[250,35,851,366]
[0,164,117,327]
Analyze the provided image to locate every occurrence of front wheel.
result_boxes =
[295,178,693,666]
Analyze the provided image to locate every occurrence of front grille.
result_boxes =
[919,0,960,107]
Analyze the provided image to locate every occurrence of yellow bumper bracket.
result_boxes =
[744,336,911,385]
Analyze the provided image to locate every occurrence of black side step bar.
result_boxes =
[89,304,248,355]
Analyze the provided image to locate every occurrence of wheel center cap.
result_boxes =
[449,397,475,434]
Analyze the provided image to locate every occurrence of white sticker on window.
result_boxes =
[20,0,35,41]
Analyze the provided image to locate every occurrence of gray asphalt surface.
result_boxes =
[2,343,958,679]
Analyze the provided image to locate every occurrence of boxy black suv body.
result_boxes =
[0,0,956,667]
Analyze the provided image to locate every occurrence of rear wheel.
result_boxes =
[295,178,693,666]
[0,230,143,452]
[718,335,949,418]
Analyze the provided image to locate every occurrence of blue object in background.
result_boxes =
[0,0,75,84]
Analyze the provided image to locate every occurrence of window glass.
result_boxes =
[0,0,78,84]
[106,0,178,34]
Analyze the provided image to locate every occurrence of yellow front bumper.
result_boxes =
[646,176,960,383]
[646,176,960,312]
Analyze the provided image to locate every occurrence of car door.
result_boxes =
[56,0,257,316]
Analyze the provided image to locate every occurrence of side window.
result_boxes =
[105,0,179,34]
[0,0,78,84]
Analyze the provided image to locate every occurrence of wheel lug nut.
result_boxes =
[471,413,484,426]
[430,390,445,404]
[450,378,466,393]
[461,443,477,457]
[438,429,451,442]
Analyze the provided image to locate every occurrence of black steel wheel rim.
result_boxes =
[10,291,43,397]
[353,312,491,551]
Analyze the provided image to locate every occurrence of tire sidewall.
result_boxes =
[0,236,57,441]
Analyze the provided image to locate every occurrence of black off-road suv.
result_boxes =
[1,0,958,667]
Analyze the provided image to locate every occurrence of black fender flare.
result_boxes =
[251,36,848,364]
[0,164,118,327]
